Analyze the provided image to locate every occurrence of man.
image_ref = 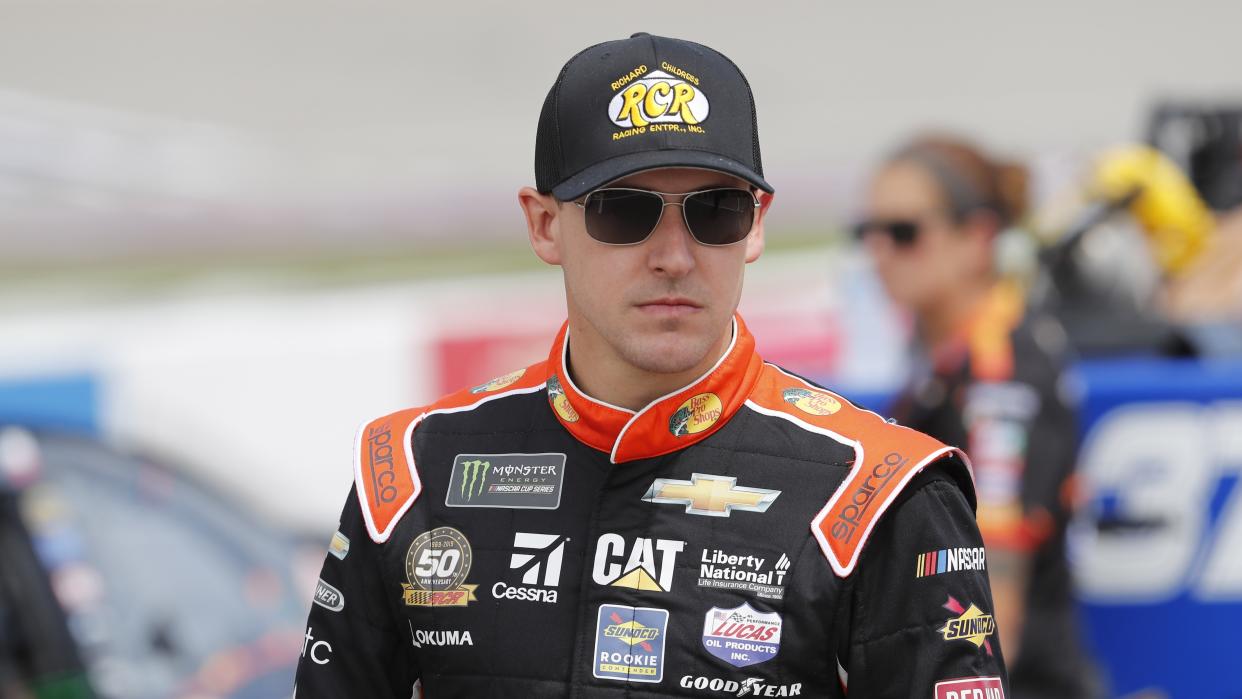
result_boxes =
[295,33,1008,697]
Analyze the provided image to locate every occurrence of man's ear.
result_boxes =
[745,190,774,264]
[518,187,563,266]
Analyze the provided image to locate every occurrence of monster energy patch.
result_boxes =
[445,453,566,509]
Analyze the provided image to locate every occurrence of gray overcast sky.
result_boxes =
[0,0,1238,256]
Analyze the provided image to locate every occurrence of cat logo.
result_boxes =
[608,69,710,128]
[592,533,685,592]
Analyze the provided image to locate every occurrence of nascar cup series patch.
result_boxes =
[593,604,669,683]
[444,453,566,509]
[701,602,781,668]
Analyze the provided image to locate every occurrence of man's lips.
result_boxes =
[636,298,702,315]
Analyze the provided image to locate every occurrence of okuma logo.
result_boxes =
[608,67,709,129]
[592,533,685,592]
[492,532,568,604]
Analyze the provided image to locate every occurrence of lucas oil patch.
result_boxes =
[701,602,781,668]
[593,604,669,683]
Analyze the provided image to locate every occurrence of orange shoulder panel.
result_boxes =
[353,362,550,543]
[748,364,972,577]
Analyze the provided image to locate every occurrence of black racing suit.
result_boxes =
[295,316,1009,698]
[0,477,95,699]
[890,285,1100,699]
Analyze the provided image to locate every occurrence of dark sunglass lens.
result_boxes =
[889,221,919,246]
[683,189,754,245]
[583,189,664,244]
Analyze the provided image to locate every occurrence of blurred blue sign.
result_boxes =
[1074,358,1242,699]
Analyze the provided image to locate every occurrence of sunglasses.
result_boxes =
[852,219,923,248]
[575,187,759,246]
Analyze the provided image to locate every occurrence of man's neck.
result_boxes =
[564,324,733,413]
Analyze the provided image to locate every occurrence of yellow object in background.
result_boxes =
[1090,145,1215,275]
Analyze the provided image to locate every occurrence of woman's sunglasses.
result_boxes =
[575,187,759,246]
[852,219,923,248]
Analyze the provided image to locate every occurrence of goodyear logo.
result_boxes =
[782,387,842,416]
[669,393,723,437]
[608,63,709,140]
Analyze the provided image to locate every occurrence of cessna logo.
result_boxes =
[643,474,780,517]
[592,533,685,592]
[492,532,568,604]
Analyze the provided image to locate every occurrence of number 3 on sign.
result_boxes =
[1073,402,1242,601]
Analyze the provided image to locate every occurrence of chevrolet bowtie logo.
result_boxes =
[642,473,780,517]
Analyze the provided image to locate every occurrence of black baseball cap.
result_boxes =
[535,32,773,201]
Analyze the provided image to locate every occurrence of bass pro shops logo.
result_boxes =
[669,393,723,436]
[781,388,842,416]
[609,63,709,140]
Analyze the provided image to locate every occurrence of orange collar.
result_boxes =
[544,314,765,463]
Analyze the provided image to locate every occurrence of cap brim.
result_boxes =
[550,150,774,201]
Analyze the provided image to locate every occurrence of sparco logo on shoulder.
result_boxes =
[678,675,802,697]
[366,422,397,504]
[830,451,907,544]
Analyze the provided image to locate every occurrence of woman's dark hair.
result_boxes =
[889,134,1029,228]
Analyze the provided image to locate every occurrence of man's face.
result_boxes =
[538,167,768,376]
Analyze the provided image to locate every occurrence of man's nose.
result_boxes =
[644,202,696,277]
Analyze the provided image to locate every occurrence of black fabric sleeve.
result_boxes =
[838,466,1010,697]
[293,485,417,698]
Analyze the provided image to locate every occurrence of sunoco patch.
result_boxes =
[593,604,669,683]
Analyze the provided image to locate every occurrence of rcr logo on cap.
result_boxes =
[608,67,710,130]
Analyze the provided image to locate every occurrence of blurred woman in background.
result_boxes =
[856,135,1101,699]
